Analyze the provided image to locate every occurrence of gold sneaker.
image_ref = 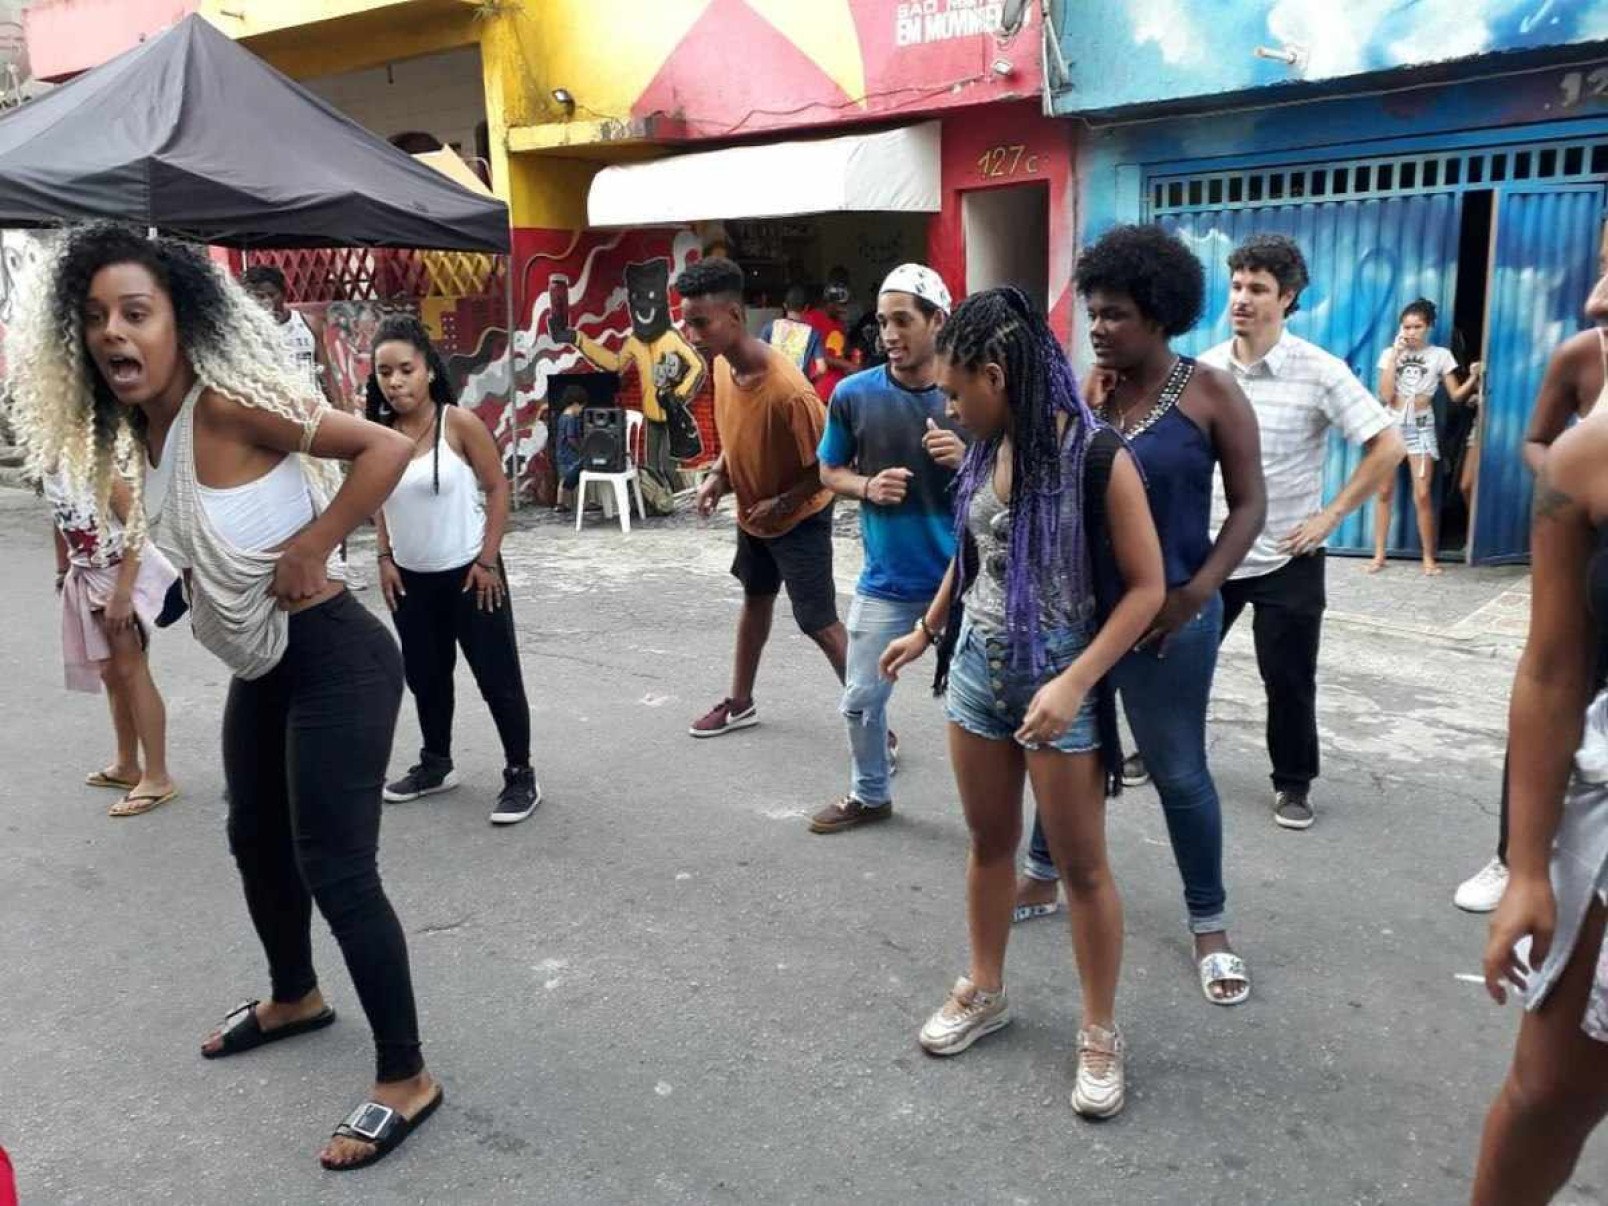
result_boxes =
[1071,1023,1126,1118]
[918,977,1011,1056]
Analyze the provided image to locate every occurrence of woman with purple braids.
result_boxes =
[880,286,1164,1118]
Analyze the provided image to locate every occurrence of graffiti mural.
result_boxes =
[479,227,707,502]
[1053,0,1608,114]
[549,257,705,515]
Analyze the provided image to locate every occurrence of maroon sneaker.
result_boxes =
[809,795,893,834]
[689,697,758,739]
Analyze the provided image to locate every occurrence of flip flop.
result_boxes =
[201,999,338,1060]
[109,788,178,818]
[1198,951,1251,1006]
[1012,901,1061,924]
[321,1086,445,1172]
[86,770,139,790]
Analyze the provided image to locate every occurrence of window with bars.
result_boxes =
[1149,138,1608,215]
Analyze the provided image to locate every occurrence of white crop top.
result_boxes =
[197,453,315,552]
[380,408,487,573]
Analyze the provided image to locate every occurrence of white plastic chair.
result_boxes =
[575,408,646,534]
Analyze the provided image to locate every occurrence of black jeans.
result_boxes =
[1220,551,1326,795]
[393,558,531,768]
[223,592,421,1083]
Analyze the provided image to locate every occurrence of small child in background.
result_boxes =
[45,466,181,817]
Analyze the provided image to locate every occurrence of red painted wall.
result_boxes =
[632,0,1043,140]
[928,101,1078,341]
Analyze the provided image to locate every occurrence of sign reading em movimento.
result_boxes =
[895,0,1006,47]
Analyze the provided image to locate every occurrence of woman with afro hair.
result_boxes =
[1016,224,1267,1008]
[879,286,1165,1118]
[7,224,441,1171]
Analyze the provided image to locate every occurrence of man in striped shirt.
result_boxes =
[1201,234,1405,831]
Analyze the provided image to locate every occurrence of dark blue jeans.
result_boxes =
[1026,593,1227,934]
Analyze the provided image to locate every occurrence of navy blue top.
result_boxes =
[1132,402,1215,588]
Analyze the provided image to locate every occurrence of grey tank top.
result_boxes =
[963,469,1084,634]
[145,380,334,680]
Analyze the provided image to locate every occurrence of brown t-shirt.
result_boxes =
[714,345,833,538]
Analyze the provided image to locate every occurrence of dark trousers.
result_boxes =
[1219,551,1326,795]
[223,592,422,1083]
[392,558,531,769]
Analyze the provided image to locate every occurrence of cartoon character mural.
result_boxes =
[549,257,704,514]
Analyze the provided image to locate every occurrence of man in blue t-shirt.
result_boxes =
[810,264,966,834]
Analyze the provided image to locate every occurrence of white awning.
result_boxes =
[587,122,941,228]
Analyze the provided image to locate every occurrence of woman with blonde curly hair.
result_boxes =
[8,224,439,1172]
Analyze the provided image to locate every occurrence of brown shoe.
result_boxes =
[809,794,893,834]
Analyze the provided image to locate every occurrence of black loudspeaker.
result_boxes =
[580,406,626,473]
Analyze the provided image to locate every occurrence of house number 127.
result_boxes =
[976,145,1042,178]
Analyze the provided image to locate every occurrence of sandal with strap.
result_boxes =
[321,1086,444,1172]
[1198,951,1251,1006]
[85,770,139,790]
[201,999,337,1060]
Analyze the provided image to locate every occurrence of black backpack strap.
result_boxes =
[1082,426,1128,797]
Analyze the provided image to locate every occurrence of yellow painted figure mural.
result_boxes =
[551,259,705,514]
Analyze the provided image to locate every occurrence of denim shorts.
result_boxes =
[945,619,1100,753]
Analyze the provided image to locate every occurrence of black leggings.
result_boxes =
[223,592,422,1083]
[393,558,531,768]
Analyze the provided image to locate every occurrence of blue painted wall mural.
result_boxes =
[1052,0,1608,115]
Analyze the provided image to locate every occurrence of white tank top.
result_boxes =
[381,407,486,573]
[280,310,321,396]
[198,453,316,552]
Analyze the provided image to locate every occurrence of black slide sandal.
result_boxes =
[321,1087,445,1172]
[201,1000,337,1060]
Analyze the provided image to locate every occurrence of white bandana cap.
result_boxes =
[880,263,952,315]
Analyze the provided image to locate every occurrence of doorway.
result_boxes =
[963,182,1050,312]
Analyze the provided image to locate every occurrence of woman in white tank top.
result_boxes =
[367,316,539,827]
[6,225,441,1172]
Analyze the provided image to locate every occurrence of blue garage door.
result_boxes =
[1473,185,1605,563]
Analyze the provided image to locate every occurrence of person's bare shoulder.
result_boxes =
[1544,408,1608,518]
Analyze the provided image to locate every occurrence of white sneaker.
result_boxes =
[1454,858,1509,913]
[918,977,1011,1056]
[1071,1023,1126,1119]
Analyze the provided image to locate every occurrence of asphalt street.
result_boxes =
[0,487,1602,1205]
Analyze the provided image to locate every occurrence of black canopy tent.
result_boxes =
[0,14,532,492]
[0,14,509,250]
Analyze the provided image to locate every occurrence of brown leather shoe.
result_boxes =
[809,795,893,834]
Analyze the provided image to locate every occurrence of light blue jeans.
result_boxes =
[842,592,930,805]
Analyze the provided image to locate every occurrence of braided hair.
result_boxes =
[365,314,456,494]
[938,286,1100,678]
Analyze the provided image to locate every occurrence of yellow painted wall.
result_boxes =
[211,0,716,233]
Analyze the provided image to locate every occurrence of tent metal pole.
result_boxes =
[503,254,520,511]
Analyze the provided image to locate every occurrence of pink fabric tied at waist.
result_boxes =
[60,551,179,693]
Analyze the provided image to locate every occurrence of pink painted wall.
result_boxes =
[24,0,197,81]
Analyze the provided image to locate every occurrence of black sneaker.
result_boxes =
[1273,790,1315,830]
[383,758,459,803]
[489,766,541,826]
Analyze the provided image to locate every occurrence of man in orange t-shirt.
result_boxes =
[676,257,847,738]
